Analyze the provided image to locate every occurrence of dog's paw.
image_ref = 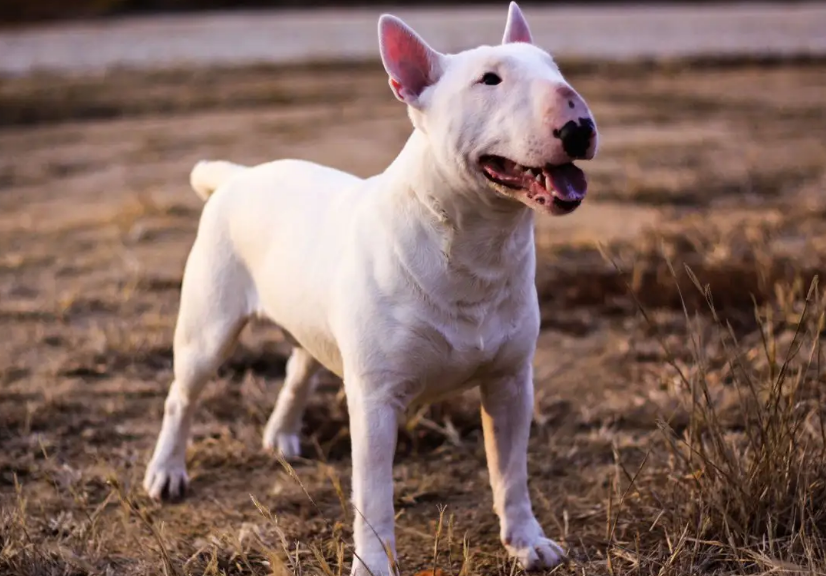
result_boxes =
[503,519,565,570]
[263,431,302,460]
[143,461,189,501]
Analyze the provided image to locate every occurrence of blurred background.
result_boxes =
[2,2,826,576]
[3,0,822,25]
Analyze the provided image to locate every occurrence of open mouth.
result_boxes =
[480,156,587,215]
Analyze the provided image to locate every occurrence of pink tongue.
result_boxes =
[547,163,587,201]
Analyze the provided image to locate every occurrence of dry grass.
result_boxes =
[595,263,826,574]
[3,261,824,575]
[1,59,826,575]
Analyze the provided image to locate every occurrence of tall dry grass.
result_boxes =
[600,260,826,575]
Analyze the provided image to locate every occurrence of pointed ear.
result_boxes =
[502,1,533,45]
[378,14,443,107]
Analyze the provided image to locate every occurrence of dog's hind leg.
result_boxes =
[144,239,250,501]
[262,347,320,459]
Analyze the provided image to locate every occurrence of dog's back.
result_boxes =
[184,157,366,374]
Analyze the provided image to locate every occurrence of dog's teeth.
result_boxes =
[535,172,542,183]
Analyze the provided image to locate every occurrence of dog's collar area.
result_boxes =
[479,155,586,214]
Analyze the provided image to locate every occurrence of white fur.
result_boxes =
[143,3,597,574]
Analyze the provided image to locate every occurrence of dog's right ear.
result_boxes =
[378,15,443,107]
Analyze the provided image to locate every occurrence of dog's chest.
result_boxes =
[409,300,531,404]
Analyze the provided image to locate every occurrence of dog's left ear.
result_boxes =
[378,14,444,108]
[502,1,533,45]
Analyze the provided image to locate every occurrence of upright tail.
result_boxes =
[189,160,247,201]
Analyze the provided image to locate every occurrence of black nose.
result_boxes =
[553,118,594,159]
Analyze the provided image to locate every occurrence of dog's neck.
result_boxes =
[391,130,533,235]
[378,129,536,312]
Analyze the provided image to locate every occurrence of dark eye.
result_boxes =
[480,72,502,86]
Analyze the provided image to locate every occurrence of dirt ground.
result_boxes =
[2,59,826,575]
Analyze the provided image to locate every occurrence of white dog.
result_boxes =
[143,3,597,574]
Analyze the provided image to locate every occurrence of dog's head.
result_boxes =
[379,2,598,216]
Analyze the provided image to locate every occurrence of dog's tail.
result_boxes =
[189,160,247,201]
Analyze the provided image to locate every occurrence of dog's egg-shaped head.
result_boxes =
[378,2,599,216]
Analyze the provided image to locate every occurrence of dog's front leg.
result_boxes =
[345,386,400,576]
[481,366,565,570]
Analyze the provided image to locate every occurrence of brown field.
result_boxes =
[1,59,826,575]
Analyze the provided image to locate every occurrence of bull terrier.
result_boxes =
[143,3,598,574]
